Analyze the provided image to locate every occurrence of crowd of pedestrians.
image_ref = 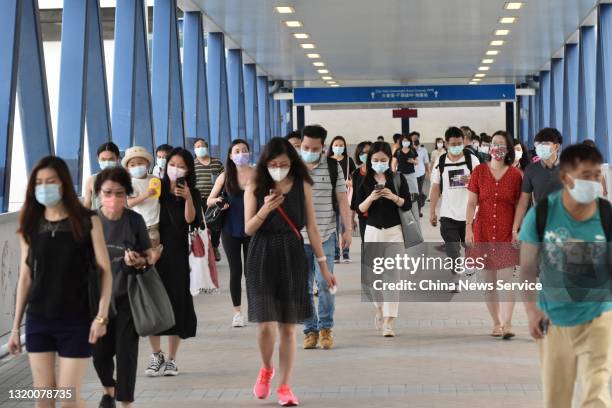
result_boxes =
[4,122,611,408]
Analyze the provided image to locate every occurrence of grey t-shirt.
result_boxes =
[98,209,151,299]
[521,160,563,202]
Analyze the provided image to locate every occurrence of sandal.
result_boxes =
[491,326,503,337]
[502,326,516,340]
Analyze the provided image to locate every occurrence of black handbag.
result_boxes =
[204,191,227,232]
[127,265,175,336]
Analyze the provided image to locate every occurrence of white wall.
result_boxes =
[303,104,507,146]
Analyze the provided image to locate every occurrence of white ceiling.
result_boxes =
[182,0,597,86]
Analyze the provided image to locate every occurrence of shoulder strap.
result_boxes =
[392,172,401,195]
[464,151,473,172]
[437,154,447,193]
[535,197,549,242]
[597,198,612,242]
[327,157,339,210]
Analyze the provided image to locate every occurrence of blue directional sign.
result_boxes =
[293,84,516,105]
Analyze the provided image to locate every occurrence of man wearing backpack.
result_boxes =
[300,125,352,350]
[429,127,480,276]
[519,143,611,408]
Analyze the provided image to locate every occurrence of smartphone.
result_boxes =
[539,319,549,335]
[374,184,384,191]
[176,176,186,187]
[269,189,279,196]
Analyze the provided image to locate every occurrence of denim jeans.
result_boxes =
[303,233,336,334]
[334,213,350,260]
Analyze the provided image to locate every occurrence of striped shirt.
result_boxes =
[194,158,224,202]
[302,157,346,244]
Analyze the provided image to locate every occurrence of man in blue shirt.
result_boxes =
[519,143,611,408]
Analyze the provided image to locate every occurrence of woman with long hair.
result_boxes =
[145,148,202,377]
[355,142,412,337]
[208,139,255,327]
[513,138,531,173]
[466,130,522,339]
[391,134,420,206]
[350,141,372,242]
[327,135,356,263]
[245,137,336,406]
[8,156,112,408]
[83,142,121,210]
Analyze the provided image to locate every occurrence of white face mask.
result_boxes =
[514,150,523,162]
[567,176,603,204]
[436,142,444,149]
[268,167,290,182]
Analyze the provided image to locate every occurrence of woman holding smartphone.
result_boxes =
[245,137,336,406]
[356,141,412,338]
[145,148,202,378]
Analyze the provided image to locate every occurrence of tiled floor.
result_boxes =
[0,203,600,407]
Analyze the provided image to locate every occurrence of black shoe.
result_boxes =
[214,247,221,262]
[99,394,116,408]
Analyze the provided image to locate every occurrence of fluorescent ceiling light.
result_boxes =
[469,81,478,85]
[313,62,325,67]
[504,2,524,10]
[482,58,495,64]
[486,50,500,55]
[495,29,510,36]
[331,84,340,87]
[300,43,316,49]
[498,17,517,24]
[321,76,333,80]
[306,53,320,59]
[293,33,310,39]
[475,73,486,78]
[472,78,482,82]
[490,40,505,46]
[327,81,337,84]
[275,6,295,14]
[318,69,329,74]
[478,66,490,71]
[284,20,303,27]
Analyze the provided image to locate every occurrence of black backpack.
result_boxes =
[535,197,612,242]
[435,149,475,193]
[327,157,339,212]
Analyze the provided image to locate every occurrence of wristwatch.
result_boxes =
[95,316,109,325]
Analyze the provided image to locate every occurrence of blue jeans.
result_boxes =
[334,213,350,260]
[303,234,336,334]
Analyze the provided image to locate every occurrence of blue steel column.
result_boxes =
[56,0,91,191]
[0,0,21,212]
[578,25,597,142]
[594,4,612,161]
[243,63,260,157]
[152,0,185,148]
[182,12,209,149]
[85,0,112,173]
[538,70,551,129]
[206,32,231,158]
[550,58,563,132]
[257,76,270,146]
[112,0,155,154]
[563,44,579,146]
[227,49,246,141]
[17,0,54,172]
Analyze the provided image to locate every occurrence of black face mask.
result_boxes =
[413,139,420,146]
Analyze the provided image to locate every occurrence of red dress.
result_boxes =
[467,163,522,270]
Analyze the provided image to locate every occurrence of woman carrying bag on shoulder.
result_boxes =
[355,141,412,338]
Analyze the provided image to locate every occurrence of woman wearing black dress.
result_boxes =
[144,148,202,378]
[245,137,336,406]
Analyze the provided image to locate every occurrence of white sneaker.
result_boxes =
[232,313,245,327]
[382,324,395,337]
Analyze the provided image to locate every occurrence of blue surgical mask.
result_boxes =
[536,144,553,161]
[129,165,147,178]
[195,147,208,158]
[156,158,167,168]
[371,161,389,174]
[332,146,344,156]
[402,141,411,148]
[301,150,321,164]
[35,184,62,207]
[99,160,116,170]
[568,176,603,204]
[448,145,464,156]
[359,153,368,164]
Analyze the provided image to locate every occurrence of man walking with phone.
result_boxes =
[519,143,612,408]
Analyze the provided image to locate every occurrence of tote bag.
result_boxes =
[393,173,424,249]
[189,211,219,295]
[127,265,175,336]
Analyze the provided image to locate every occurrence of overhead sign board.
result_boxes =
[293,84,516,105]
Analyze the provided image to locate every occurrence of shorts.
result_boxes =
[25,314,92,358]
[147,223,160,246]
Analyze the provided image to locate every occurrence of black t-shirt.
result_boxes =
[98,209,151,299]
[332,155,357,181]
[394,148,418,174]
[355,174,412,229]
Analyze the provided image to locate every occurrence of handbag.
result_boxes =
[204,191,227,232]
[392,173,424,249]
[127,265,176,336]
[189,218,219,295]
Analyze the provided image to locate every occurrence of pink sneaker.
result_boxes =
[277,384,299,406]
[253,367,275,399]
